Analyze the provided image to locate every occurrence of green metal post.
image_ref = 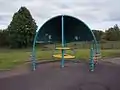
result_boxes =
[32,26,41,71]
[61,15,65,68]
[32,31,39,70]
[89,47,94,72]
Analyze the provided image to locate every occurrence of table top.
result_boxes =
[55,47,71,50]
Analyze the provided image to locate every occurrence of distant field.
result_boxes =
[67,41,120,49]
[0,47,120,69]
[40,41,120,49]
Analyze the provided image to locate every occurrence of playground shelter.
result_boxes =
[32,15,100,71]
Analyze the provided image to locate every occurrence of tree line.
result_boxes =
[93,24,120,42]
[0,7,120,48]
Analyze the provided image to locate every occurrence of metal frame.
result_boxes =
[61,15,65,67]
[31,15,98,71]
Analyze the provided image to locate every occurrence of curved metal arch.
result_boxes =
[37,15,97,42]
[31,15,97,70]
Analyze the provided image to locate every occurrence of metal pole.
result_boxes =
[31,25,41,71]
[89,46,94,72]
[32,31,38,71]
[61,15,65,67]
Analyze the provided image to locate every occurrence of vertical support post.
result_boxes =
[32,32,38,71]
[89,47,94,72]
[61,15,65,68]
[31,30,39,71]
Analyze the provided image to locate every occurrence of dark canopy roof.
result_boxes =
[37,15,95,43]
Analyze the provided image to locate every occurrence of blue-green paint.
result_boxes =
[32,32,37,70]
[31,15,99,71]
[89,47,94,72]
[61,15,65,68]
[32,27,40,70]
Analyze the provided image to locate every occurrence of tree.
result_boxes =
[0,29,9,47]
[105,24,120,41]
[8,7,37,48]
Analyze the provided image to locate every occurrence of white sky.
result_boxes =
[0,0,120,31]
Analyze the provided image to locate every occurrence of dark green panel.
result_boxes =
[37,15,94,43]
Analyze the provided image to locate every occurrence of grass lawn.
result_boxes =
[0,48,120,69]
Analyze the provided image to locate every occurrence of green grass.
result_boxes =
[0,48,120,69]
[101,49,120,57]
[0,50,30,69]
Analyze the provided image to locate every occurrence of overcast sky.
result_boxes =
[0,0,120,30]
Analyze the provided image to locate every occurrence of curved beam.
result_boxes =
[31,27,41,70]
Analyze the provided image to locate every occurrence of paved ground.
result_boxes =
[102,57,120,65]
[0,60,120,90]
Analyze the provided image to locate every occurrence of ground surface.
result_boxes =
[0,59,120,90]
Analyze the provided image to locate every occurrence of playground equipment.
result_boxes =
[52,47,75,59]
[31,15,101,71]
[89,42,101,71]
[52,47,75,68]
